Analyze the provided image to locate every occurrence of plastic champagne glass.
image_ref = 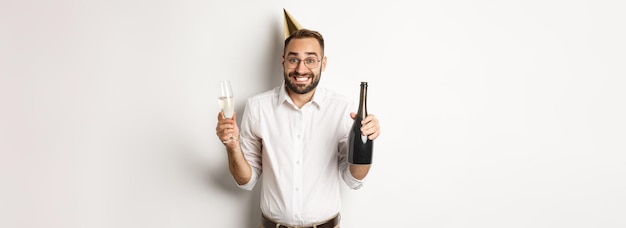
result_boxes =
[218,80,235,119]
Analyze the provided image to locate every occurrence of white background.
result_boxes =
[1,0,625,227]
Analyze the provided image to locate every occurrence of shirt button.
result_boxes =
[296,160,300,165]
[297,134,301,138]
[295,187,299,191]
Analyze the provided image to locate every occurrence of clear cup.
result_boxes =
[218,80,235,119]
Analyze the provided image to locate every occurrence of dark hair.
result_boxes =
[284,29,325,54]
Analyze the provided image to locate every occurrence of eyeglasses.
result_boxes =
[285,57,321,69]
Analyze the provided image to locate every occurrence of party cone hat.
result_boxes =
[284,8,304,39]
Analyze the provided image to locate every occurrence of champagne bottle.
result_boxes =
[349,82,373,164]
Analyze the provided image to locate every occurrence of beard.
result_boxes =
[284,70,321,95]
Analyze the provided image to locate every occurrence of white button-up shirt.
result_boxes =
[238,85,366,226]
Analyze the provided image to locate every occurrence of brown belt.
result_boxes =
[262,214,339,228]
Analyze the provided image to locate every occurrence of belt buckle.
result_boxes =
[276,225,302,228]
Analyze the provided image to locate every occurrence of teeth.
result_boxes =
[296,77,309,81]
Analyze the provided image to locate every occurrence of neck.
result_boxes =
[287,88,315,109]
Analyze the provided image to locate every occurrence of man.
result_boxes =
[216,29,381,228]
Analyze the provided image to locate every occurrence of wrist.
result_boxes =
[222,137,239,145]
[222,138,239,144]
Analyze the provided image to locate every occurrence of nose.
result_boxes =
[294,60,308,73]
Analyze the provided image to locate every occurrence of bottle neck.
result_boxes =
[357,83,368,119]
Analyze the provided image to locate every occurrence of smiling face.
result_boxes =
[282,37,326,95]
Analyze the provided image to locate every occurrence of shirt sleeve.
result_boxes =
[338,136,366,190]
[338,101,367,190]
[236,99,263,191]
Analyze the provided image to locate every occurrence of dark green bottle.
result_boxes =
[348,82,373,164]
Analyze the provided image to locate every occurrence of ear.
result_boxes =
[321,56,327,72]
[280,55,285,71]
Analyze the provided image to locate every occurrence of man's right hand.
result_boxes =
[216,111,240,147]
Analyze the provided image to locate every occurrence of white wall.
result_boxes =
[2,0,625,227]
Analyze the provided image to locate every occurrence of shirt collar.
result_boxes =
[278,83,325,109]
